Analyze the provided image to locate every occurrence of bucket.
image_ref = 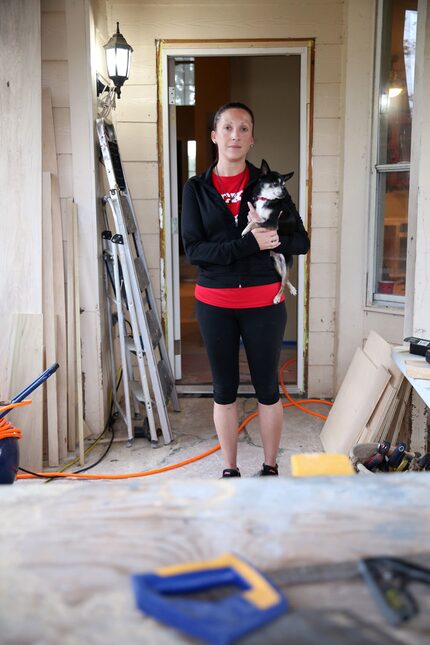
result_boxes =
[0,437,19,484]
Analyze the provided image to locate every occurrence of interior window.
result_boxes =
[372,0,417,303]
[175,58,195,106]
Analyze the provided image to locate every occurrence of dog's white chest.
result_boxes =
[255,201,271,222]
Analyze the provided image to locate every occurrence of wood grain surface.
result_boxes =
[1,474,430,644]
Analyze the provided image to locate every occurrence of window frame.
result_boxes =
[367,0,415,310]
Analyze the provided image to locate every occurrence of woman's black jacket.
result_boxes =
[181,161,310,289]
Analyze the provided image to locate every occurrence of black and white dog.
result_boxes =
[242,159,297,304]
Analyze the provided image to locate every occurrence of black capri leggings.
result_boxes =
[196,300,287,406]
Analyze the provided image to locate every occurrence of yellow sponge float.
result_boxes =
[291,453,355,477]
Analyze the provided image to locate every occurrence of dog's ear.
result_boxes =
[282,171,294,183]
[260,159,271,175]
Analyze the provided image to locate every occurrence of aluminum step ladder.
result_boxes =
[97,118,180,446]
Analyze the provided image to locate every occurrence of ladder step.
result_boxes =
[98,116,178,445]
[158,359,174,401]
[129,379,145,403]
[147,310,162,347]
[134,257,150,291]
[120,195,136,234]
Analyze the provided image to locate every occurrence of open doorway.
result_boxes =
[160,44,310,394]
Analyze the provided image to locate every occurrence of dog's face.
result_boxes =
[255,159,294,201]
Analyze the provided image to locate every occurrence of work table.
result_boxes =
[1,475,430,643]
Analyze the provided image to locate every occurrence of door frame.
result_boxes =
[158,39,313,394]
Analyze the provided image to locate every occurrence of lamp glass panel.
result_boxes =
[115,48,130,77]
[105,49,118,77]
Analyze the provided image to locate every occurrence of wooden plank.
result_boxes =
[51,175,68,460]
[320,348,391,454]
[389,382,412,445]
[377,378,408,443]
[347,332,405,445]
[42,172,59,466]
[356,382,397,444]
[42,88,68,460]
[1,475,430,642]
[363,330,403,388]
[73,201,85,466]
[42,173,58,461]
[406,365,430,380]
[66,198,76,451]
[7,313,44,472]
[42,87,58,175]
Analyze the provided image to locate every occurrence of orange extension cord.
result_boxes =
[16,358,333,481]
[0,401,32,440]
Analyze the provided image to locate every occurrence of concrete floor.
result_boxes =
[77,395,327,480]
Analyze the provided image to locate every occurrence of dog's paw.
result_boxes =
[288,283,297,296]
[273,294,282,304]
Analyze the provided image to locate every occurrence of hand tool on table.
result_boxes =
[132,553,430,645]
[364,441,392,472]
[358,557,430,626]
[132,553,288,645]
[387,442,406,469]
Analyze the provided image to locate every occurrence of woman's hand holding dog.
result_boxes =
[247,203,279,250]
[252,228,279,250]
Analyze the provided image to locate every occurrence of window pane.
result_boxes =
[175,59,195,106]
[378,1,417,164]
[375,171,409,296]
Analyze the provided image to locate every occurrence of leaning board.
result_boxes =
[320,348,391,454]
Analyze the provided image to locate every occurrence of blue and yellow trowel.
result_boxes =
[131,552,288,645]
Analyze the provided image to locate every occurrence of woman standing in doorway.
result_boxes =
[181,102,309,477]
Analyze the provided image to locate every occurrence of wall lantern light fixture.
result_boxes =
[97,22,133,118]
[104,22,133,99]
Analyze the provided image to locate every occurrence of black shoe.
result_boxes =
[222,468,241,478]
[259,463,278,476]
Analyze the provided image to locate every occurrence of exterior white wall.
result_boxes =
[405,0,430,341]
[105,0,344,396]
[336,0,406,392]
[41,0,106,435]
[94,0,428,400]
[0,0,42,399]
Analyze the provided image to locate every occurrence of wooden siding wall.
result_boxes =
[0,0,43,462]
[42,0,106,435]
[106,0,344,397]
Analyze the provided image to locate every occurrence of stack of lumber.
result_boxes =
[6,89,83,472]
[320,331,409,454]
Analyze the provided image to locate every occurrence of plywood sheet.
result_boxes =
[357,382,397,444]
[363,330,403,388]
[320,348,391,454]
[0,0,42,402]
[7,313,44,471]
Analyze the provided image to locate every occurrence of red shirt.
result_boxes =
[193,168,284,309]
